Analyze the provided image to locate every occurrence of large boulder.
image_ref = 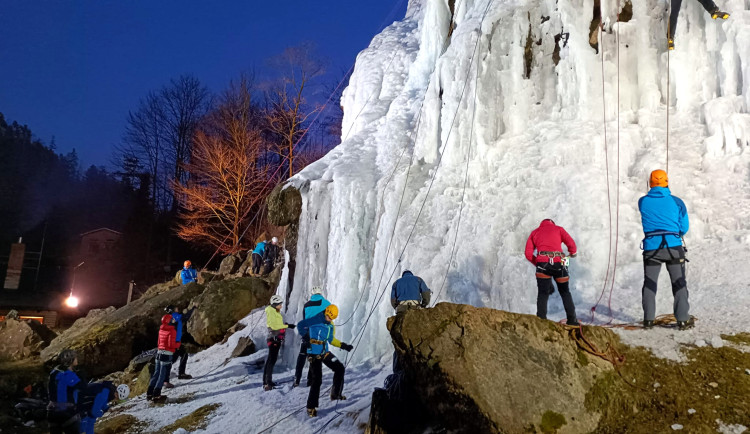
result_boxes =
[0,318,57,361]
[41,282,205,378]
[385,303,615,433]
[187,275,278,346]
[218,253,244,276]
[267,183,302,227]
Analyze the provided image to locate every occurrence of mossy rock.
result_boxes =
[187,276,277,346]
[267,183,302,226]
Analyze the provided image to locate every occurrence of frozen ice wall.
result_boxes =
[283,0,750,364]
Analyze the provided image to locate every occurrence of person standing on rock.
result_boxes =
[147,313,178,403]
[181,260,198,284]
[294,286,331,387]
[524,219,580,326]
[391,270,432,313]
[164,304,198,383]
[251,239,267,276]
[638,169,693,330]
[262,237,281,275]
[296,305,353,417]
[47,349,86,434]
[264,294,295,391]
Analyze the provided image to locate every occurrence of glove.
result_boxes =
[340,343,353,352]
[286,323,296,329]
[569,252,577,258]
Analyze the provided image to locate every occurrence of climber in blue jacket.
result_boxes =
[638,170,693,330]
[294,286,332,387]
[296,305,353,417]
[251,240,267,275]
[79,382,117,434]
[181,260,198,284]
[47,349,87,434]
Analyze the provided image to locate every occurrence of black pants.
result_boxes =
[669,0,718,38]
[535,262,577,323]
[252,253,262,274]
[263,340,281,386]
[307,352,345,409]
[294,340,314,385]
[262,259,274,275]
[165,345,189,381]
[48,411,80,434]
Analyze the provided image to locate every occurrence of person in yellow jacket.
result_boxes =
[263,294,295,391]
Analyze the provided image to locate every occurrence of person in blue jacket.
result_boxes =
[297,305,353,417]
[181,260,198,284]
[46,349,86,434]
[294,286,331,387]
[78,382,117,434]
[391,270,432,313]
[638,170,693,330]
[251,240,267,275]
[164,304,198,383]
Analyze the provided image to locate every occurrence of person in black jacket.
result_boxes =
[262,237,281,275]
[668,0,729,49]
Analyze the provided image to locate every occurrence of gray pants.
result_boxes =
[642,246,690,322]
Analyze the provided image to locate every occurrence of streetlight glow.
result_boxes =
[65,295,79,308]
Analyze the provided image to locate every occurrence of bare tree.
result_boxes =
[173,77,270,253]
[265,43,326,178]
[117,75,211,211]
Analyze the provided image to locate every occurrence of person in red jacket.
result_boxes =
[525,219,580,326]
[146,314,178,402]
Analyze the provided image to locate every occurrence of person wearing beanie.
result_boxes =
[638,169,693,330]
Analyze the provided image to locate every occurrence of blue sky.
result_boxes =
[0,1,407,167]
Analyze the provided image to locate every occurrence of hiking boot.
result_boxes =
[163,382,175,389]
[263,384,273,391]
[643,320,655,330]
[146,395,153,401]
[677,317,695,331]
[711,10,729,20]
[307,408,317,417]
[178,374,193,380]
[331,394,347,401]
[292,381,300,388]
[668,38,675,50]
[151,395,167,403]
[567,319,581,327]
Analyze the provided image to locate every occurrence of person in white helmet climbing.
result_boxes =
[262,237,282,275]
[294,286,332,387]
[668,0,729,50]
[263,294,295,391]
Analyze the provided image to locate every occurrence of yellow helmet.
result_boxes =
[649,169,668,188]
[325,305,339,320]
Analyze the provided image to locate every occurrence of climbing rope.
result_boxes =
[666,0,671,173]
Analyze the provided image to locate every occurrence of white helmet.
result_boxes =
[271,237,278,244]
[270,295,283,305]
[311,286,323,295]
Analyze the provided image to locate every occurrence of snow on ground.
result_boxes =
[112,306,390,434]
[116,0,750,431]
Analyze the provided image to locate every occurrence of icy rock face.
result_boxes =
[287,0,750,363]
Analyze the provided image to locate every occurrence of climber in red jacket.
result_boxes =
[147,314,178,402]
[525,219,580,326]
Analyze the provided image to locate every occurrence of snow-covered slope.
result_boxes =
[116,0,750,432]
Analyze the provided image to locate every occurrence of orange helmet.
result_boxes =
[649,170,668,188]
[325,305,339,320]
[184,260,192,268]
